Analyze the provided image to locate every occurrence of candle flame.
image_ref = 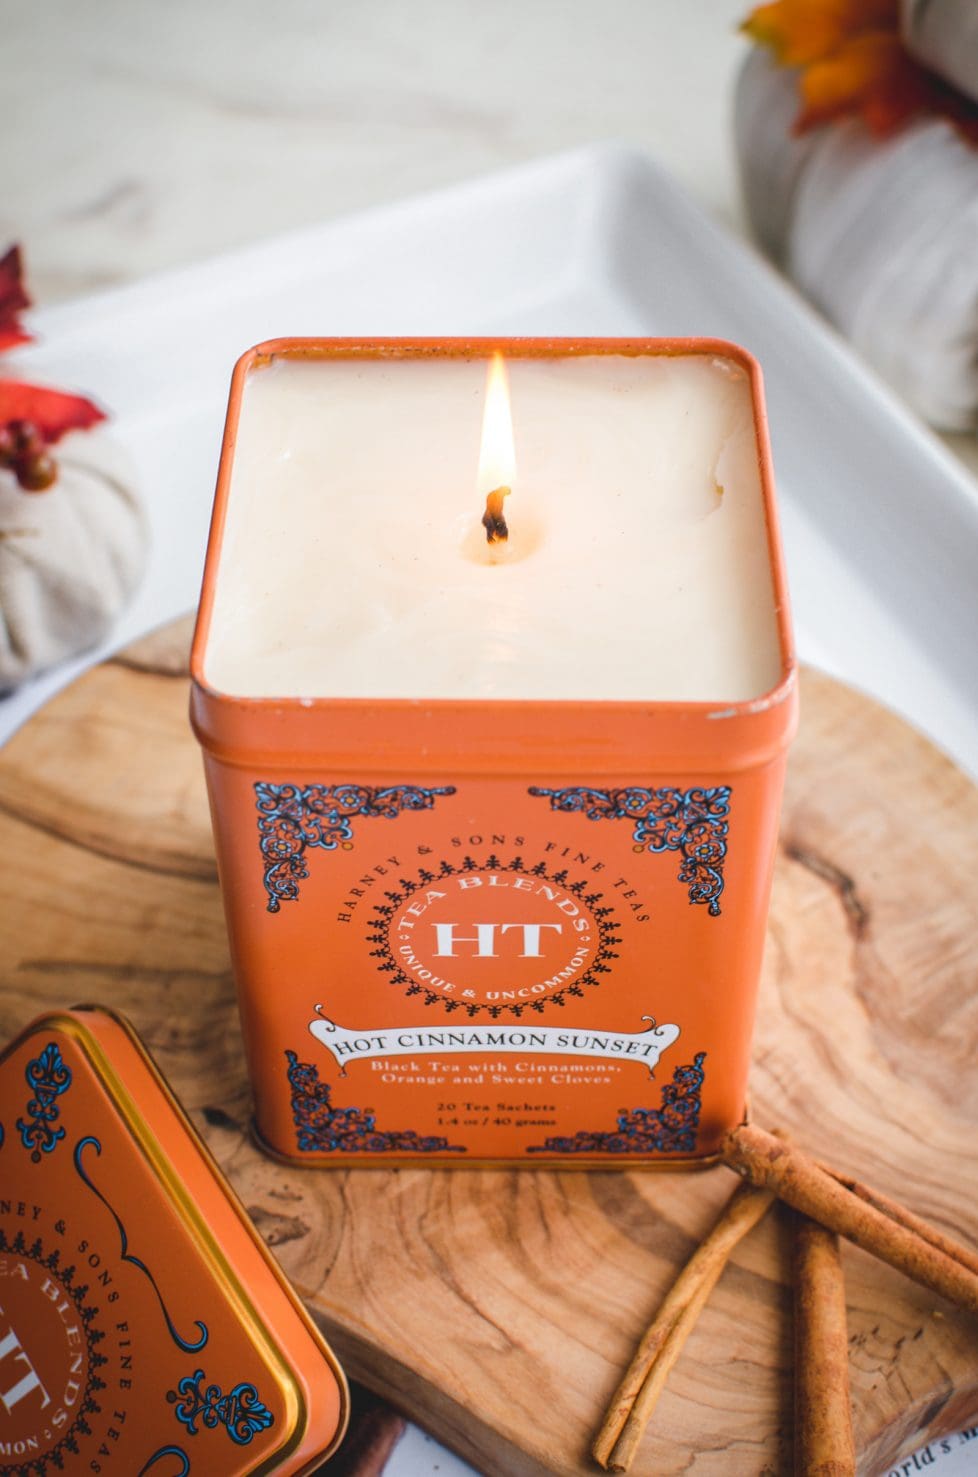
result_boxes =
[477,352,516,507]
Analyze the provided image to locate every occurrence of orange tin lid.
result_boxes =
[0,1006,348,1474]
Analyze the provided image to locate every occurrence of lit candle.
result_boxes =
[191,338,796,1169]
[204,347,782,703]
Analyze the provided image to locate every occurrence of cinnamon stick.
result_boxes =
[592,1179,775,1471]
[821,1165,978,1278]
[793,1215,856,1477]
[722,1123,978,1317]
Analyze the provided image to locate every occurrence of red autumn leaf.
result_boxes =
[0,246,109,489]
[0,244,33,352]
[0,379,106,444]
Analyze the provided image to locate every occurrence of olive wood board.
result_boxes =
[1,616,976,1477]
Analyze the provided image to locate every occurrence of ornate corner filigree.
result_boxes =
[167,1370,273,1446]
[527,1052,707,1155]
[17,1040,72,1161]
[528,785,731,916]
[255,782,456,913]
[285,1050,466,1154]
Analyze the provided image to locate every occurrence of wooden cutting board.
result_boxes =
[1,618,976,1477]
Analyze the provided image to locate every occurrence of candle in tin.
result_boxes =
[204,348,782,703]
[191,338,797,1168]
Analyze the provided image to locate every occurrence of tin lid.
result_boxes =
[0,1006,348,1475]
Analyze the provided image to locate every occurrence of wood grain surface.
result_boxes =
[1,619,976,1476]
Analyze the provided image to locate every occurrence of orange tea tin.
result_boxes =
[190,337,798,1168]
[0,1006,348,1473]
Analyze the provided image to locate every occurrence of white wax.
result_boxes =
[204,353,783,702]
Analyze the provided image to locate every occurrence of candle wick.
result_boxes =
[482,485,511,544]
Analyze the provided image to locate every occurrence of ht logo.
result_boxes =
[0,1310,49,1415]
[432,923,562,958]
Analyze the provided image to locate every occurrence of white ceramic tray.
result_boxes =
[3,147,977,1477]
[4,143,978,781]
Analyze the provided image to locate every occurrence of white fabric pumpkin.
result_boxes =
[0,429,147,689]
[735,49,978,431]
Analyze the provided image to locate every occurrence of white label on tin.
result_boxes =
[307,1005,680,1078]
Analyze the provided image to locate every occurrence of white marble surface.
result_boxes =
[4,0,751,301]
[2,5,976,1475]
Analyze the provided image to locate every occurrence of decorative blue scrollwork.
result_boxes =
[255,782,456,912]
[528,1052,707,1155]
[528,785,731,916]
[286,1051,466,1154]
[17,1040,72,1161]
[74,1136,208,1352]
[167,1369,274,1445]
[138,1447,191,1476]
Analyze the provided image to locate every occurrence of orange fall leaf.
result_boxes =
[743,0,897,67]
[797,32,931,135]
[743,0,978,143]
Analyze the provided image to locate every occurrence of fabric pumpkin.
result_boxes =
[0,429,147,688]
[735,48,978,430]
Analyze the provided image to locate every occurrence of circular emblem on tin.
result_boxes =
[367,855,621,1017]
[0,1228,105,1474]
